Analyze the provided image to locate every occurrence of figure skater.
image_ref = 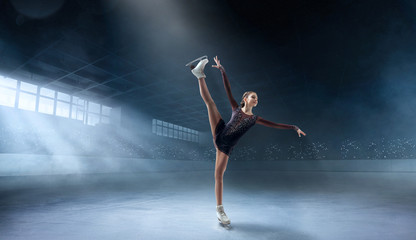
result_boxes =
[188,56,306,225]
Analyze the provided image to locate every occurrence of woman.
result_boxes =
[190,56,306,225]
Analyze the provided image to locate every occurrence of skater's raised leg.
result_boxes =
[192,58,222,137]
[197,78,223,137]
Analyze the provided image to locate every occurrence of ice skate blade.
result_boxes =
[185,55,208,67]
[217,218,231,226]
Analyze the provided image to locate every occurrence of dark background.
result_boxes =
[1,0,416,160]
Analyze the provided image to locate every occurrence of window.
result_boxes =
[20,82,37,93]
[0,77,18,108]
[56,101,70,118]
[40,88,55,98]
[85,102,111,126]
[18,92,36,111]
[152,119,156,133]
[51,91,71,118]
[72,107,84,121]
[72,96,84,106]
[101,105,112,124]
[71,96,85,121]
[38,87,55,115]
[169,128,173,138]
[38,97,54,115]
[0,75,112,127]
[174,130,178,139]
[57,92,70,102]
[0,87,16,107]
[86,101,100,126]
[152,119,199,143]
[88,102,100,114]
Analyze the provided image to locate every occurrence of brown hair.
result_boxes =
[240,91,256,108]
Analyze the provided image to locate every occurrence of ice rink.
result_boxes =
[1,168,415,240]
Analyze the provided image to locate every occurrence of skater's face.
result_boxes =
[245,93,258,108]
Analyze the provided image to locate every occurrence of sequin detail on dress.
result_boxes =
[214,107,258,155]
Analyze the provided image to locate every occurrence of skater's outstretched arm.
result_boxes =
[212,56,239,111]
[256,117,307,137]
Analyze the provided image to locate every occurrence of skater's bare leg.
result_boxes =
[215,149,231,225]
[215,149,229,205]
[198,77,222,137]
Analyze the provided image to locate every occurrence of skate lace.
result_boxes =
[218,210,227,218]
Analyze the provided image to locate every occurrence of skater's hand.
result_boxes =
[212,56,224,70]
[297,129,306,137]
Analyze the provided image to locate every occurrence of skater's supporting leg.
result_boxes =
[215,149,231,225]
[215,149,229,206]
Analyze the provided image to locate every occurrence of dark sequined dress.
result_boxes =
[213,67,299,156]
[214,107,258,155]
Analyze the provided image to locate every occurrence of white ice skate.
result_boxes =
[187,56,209,79]
[216,205,231,225]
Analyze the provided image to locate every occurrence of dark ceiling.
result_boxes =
[1,0,416,133]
